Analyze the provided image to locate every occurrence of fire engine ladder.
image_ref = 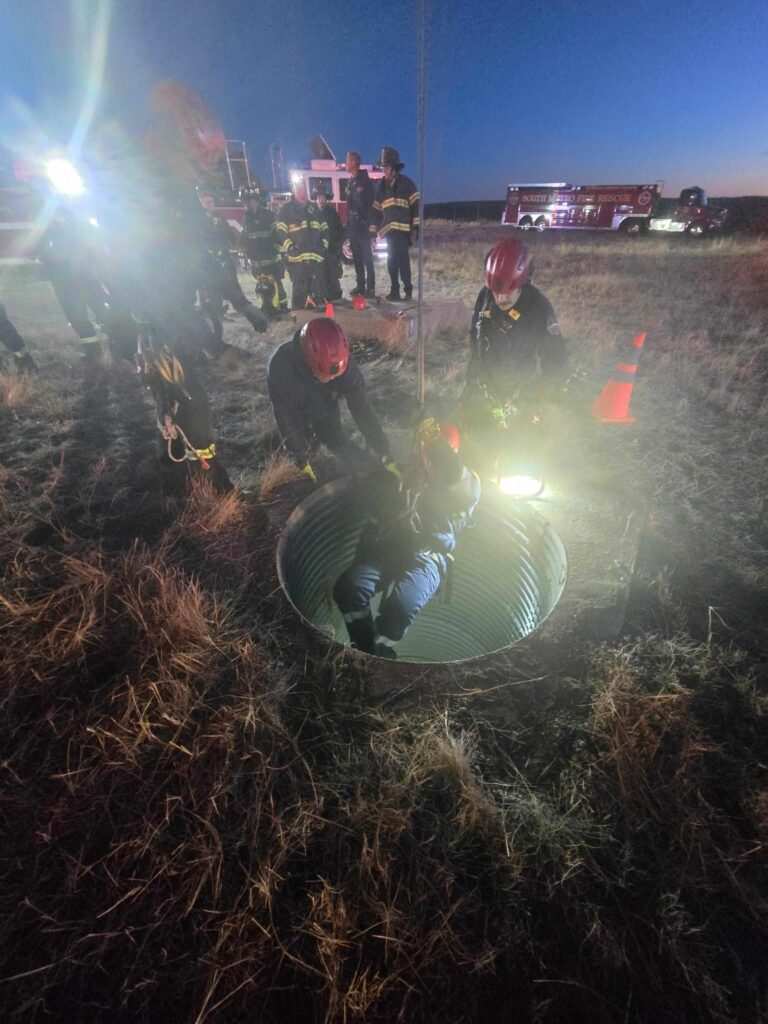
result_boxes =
[224,140,252,192]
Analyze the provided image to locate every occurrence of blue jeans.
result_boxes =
[334,551,445,642]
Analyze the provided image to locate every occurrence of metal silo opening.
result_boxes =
[277,479,567,665]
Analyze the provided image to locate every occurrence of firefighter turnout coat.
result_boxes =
[242,206,280,270]
[467,284,567,399]
[267,335,390,466]
[372,174,420,237]
[275,199,328,266]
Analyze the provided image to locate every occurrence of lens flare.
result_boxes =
[45,158,85,196]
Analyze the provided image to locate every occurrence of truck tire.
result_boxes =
[620,218,646,235]
[518,216,533,230]
[534,217,548,232]
[686,222,708,237]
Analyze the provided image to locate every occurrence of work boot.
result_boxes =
[403,288,413,302]
[13,350,38,374]
[345,609,376,654]
[243,303,269,333]
[364,288,376,299]
[374,641,398,660]
[386,290,401,302]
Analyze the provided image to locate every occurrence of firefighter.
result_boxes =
[372,147,420,302]
[267,317,390,479]
[313,187,343,302]
[240,187,287,316]
[345,151,376,297]
[333,421,480,659]
[137,311,233,495]
[464,237,567,411]
[37,207,115,359]
[275,182,328,310]
[0,304,37,372]
[196,201,269,337]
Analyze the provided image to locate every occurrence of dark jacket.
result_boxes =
[0,303,25,354]
[362,465,481,564]
[467,284,567,398]
[318,204,344,255]
[242,206,279,267]
[275,199,328,264]
[372,173,420,236]
[346,170,374,230]
[267,334,389,464]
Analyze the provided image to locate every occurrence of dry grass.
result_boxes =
[1,233,768,1022]
[0,372,36,409]
[258,452,304,501]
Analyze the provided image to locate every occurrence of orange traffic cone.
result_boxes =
[352,295,367,311]
[324,302,335,318]
[592,332,646,424]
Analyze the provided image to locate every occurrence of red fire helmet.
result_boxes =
[439,422,461,452]
[484,238,532,297]
[299,318,350,382]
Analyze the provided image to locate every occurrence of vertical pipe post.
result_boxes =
[416,0,428,405]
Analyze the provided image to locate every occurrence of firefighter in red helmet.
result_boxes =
[465,237,567,403]
[267,317,391,479]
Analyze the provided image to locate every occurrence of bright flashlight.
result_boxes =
[45,158,85,196]
[290,170,303,185]
[498,474,544,499]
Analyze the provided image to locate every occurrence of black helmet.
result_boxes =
[379,146,404,171]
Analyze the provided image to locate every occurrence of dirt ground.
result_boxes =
[1,226,767,1022]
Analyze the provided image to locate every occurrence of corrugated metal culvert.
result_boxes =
[277,478,567,664]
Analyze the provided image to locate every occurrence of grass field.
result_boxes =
[0,226,767,1022]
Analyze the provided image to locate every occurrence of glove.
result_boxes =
[380,455,402,481]
[301,462,317,483]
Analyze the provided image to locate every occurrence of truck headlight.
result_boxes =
[45,158,85,196]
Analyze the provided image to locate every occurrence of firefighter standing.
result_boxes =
[345,151,375,297]
[267,318,390,479]
[240,188,287,317]
[314,188,343,302]
[372,147,420,302]
[464,238,567,413]
[333,422,480,659]
[275,183,328,310]
[0,304,37,372]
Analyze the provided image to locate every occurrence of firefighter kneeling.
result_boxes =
[267,318,390,478]
[334,422,480,659]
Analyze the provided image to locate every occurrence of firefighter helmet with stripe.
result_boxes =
[484,239,532,301]
[299,318,350,383]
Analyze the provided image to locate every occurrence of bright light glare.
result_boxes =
[88,216,99,228]
[290,171,303,184]
[46,158,85,196]
[498,474,544,499]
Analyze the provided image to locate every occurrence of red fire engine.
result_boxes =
[502,182,659,234]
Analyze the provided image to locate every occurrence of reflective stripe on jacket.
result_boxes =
[372,174,420,235]
[275,200,328,264]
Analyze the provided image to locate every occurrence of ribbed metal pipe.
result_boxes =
[277,478,567,665]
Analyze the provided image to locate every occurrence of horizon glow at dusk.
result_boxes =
[2,0,767,201]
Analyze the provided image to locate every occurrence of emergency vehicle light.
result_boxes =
[45,158,85,196]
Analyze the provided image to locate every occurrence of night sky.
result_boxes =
[2,0,767,201]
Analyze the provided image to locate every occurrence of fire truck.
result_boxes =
[649,186,727,236]
[502,182,659,233]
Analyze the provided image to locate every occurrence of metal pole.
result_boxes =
[416,0,428,406]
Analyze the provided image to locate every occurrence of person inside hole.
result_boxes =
[267,317,391,480]
[333,420,481,659]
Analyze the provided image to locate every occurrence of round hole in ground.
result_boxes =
[277,478,567,665]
